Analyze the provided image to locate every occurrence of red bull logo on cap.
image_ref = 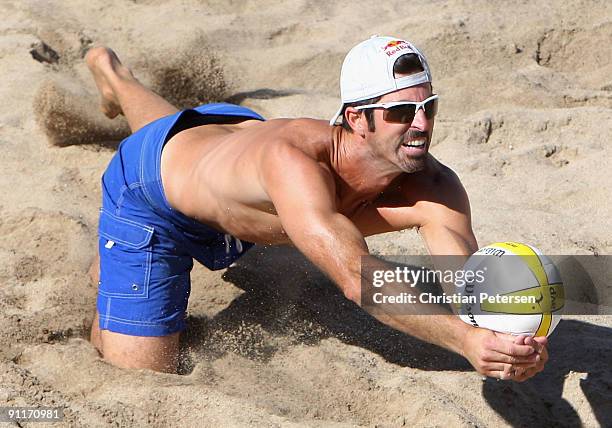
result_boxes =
[381,40,412,57]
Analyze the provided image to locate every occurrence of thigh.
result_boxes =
[96,208,193,343]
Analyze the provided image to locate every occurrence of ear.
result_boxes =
[344,107,366,138]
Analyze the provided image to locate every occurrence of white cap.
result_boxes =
[329,36,432,125]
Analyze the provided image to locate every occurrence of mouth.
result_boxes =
[400,138,428,155]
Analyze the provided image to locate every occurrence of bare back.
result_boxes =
[161,118,328,243]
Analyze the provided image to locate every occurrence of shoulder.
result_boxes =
[430,159,466,203]
[260,127,335,192]
[261,118,333,170]
[408,159,478,255]
[266,117,331,140]
[392,156,471,222]
[394,156,466,200]
[423,156,463,189]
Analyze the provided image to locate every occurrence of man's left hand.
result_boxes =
[509,335,548,382]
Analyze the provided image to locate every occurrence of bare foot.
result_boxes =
[85,47,131,119]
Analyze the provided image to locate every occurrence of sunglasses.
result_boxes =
[354,94,439,124]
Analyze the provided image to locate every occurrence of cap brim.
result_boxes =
[329,104,344,126]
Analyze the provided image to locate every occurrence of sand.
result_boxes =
[1,0,611,426]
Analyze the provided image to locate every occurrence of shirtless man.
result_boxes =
[86,36,548,380]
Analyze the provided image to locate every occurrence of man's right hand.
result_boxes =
[461,327,543,380]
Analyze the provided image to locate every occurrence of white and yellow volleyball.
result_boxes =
[458,242,564,337]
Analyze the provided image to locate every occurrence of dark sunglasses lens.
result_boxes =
[424,98,438,119]
[383,98,438,123]
[384,105,416,123]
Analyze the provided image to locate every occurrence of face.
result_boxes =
[366,83,435,173]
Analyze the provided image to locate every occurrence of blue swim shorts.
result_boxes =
[96,103,265,336]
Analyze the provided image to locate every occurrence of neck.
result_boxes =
[330,126,403,195]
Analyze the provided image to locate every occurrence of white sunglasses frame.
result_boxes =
[353,94,439,117]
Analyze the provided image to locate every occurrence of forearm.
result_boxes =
[285,212,370,301]
[370,311,471,356]
[356,255,471,356]
[273,191,472,357]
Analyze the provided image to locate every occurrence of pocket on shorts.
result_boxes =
[98,209,154,299]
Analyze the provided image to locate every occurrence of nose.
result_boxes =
[410,107,430,131]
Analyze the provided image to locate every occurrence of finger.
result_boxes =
[506,364,543,382]
[513,334,528,345]
[524,335,547,352]
[514,367,526,376]
[492,332,537,355]
[515,366,540,381]
[483,362,513,372]
[510,367,528,382]
[482,350,540,365]
[531,336,548,353]
[487,369,514,380]
[509,361,539,368]
[487,359,542,382]
[495,339,536,357]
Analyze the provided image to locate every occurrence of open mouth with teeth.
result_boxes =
[400,139,427,151]
[402,140,426,148]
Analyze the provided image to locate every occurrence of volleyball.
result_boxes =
[458,242,564,337]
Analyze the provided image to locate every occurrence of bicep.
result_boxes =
[352,170,478,252]
[262,144,341,237]
[355,168,478,255]
[419,220,478,257]
[419,176,478,256]
[418,180,478,296]
[261,144,368,293]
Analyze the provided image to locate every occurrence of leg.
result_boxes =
[85,47,179,133]
[88,254,102,353]
[89,252,180,373]
[90,311,102,353]
[100,330,180,373]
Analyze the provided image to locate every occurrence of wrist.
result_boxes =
[452,319,473,358]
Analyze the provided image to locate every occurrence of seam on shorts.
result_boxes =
[98,230,151,249]
[129,182,144,191]
[104,297,111,329]
[156,178,172,212]
[114,184,128,216]
[99,209,154,248]
[99,313,177,327]
[139,134,159,211]
[115,182,145,217]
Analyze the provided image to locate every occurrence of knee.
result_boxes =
[102,352,178,374]
[90,313,103,354]
[88,254,100,286]
[101,349,179,374]
[99,330,180,373]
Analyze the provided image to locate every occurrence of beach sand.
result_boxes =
[1,0,611,426]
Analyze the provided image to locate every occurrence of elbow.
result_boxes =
[340,269,363,305]
[343,286,361,306]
